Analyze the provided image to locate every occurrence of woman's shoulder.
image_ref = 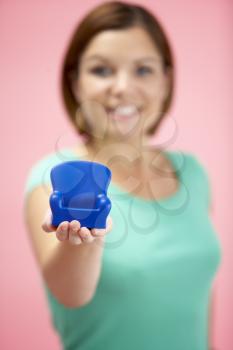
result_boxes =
[23,147,76,198]
[180,150,210,183]
[169,151,212,208]
[166,149,209,175]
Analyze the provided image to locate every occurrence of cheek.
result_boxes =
[79,75,110,98]
[137,79,164,101]
[140,82,165,125]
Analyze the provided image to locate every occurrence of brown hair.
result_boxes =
[61,0,175,142]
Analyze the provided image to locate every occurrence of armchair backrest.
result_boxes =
[50,160,112,208]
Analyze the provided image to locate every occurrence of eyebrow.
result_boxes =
[84,55,160,64]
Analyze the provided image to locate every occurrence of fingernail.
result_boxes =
[59,233,67,240]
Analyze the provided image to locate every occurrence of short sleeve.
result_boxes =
[23,148,76,199]
[23,156,52,199]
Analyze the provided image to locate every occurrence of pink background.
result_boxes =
[1,0,232,349]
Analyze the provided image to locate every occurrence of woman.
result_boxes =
[23,1,222,349]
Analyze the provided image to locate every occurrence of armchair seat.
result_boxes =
[49,160,112,229]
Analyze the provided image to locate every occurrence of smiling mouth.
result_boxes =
[106,105,141,121]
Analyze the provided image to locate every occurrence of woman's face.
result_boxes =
[72,26,170,142]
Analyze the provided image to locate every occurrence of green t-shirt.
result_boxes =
[23,147,222,350]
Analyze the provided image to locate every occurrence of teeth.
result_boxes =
[112,105,138,116]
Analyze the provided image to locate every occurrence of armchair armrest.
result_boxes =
[95,193,111,210]
[49,190,63,211]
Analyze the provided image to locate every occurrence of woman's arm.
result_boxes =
[23,185,109,308]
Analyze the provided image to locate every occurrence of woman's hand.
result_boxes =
[41,208,113,245]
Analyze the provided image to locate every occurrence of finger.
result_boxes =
[106,216,113,233]
[91,216,113,236]
[41,209,56,233]
[56,221,69,241]
[68,220,82,245]
[79,227,95,243]
[91,227,106,237]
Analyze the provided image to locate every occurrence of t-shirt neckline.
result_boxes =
[62,147,184,205]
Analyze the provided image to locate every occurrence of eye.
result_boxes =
[136,66,153,76]
[89,66,112,77]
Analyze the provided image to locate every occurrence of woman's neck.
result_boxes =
[74,135,164,178]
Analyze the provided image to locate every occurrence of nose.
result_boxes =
[110,71,132,96]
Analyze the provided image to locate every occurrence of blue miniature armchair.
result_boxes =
[49,160,112,229]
